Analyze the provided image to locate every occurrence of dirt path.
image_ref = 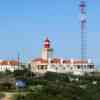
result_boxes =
[0,92,27,100]
[1,93,13,100]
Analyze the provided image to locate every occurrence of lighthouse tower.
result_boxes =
[42,37,53,60]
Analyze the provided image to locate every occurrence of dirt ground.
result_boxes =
[1,93,12,100]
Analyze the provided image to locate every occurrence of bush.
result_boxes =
[0,93,5,99]
[0,82,15,91]
[44,72,69,82]
[12,93,25,100]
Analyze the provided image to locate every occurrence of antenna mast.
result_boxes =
[80,0,87,61]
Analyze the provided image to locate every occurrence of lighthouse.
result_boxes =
[42,37,53,60]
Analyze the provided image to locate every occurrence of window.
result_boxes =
[77,65,80,69]
[41,65,44,69]
[63,67,66,70]
[89,65,94,69]
[56,67,58,70]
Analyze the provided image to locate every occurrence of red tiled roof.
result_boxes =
[63,60,71,64]
[9,61,19,66]
[32,58,48,64]
[0,61,8,65]
[73,60,88,64]
[0,60,19,66]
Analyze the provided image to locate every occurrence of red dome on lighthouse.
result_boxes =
[44,37,50,48]
[45,37,50,42]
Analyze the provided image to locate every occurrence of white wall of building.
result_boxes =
[0,65,19,72]
[30,59,96,75]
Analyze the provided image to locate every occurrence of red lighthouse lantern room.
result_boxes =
[44,37,50,48]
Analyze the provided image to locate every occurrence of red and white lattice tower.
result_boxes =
[80,0,87,61]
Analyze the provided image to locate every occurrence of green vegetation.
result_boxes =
[0,93,5,99]
[0,70,100,100]
[11,72,100,100]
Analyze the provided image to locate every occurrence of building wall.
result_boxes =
[31,63,48,74]
[30,59,96,75]
[0,65,19,72]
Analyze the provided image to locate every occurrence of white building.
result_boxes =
[30,37,96,75]
[0,60,20,72]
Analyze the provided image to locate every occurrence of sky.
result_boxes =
[0,0,99,66]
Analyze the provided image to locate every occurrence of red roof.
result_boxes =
[9,61,19,66]
[45,37,50,43]
[0,61,8,65]
[32,58,48,64]
[0,60,19,66]
[73,60,88,64]
[63,60,71,64]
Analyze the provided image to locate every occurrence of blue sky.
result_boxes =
[0,0,99,66]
